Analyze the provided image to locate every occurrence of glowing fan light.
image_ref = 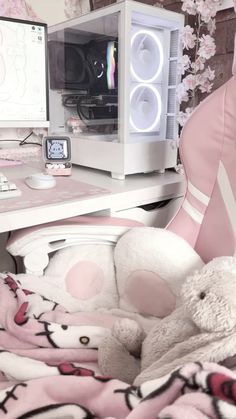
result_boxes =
[130,29,164,83]
[130,84,162,132]
[106,41,116,89]
[94,60,104,79]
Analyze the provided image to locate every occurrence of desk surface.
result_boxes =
[0,162,185,233]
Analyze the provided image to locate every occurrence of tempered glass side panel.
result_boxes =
[129,10,179,143]
[48,12,119,142]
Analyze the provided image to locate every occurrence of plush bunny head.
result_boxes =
[181,268,236,333]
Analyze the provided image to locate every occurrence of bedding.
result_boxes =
[0,273,236,418]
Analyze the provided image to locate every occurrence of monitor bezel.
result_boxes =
[0,16,50,128]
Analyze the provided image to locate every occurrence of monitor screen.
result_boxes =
[0,17,49,128]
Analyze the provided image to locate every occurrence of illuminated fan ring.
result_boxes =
[130,30,164,83]
[130,84,162,132]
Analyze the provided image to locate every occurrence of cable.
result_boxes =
[0,139,41,147]
[0,132,42,147]
[77,98,92,121]
[19,131,33,145]
[0,132,35,147]
[20,142,42,147]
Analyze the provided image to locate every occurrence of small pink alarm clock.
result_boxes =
[43,136,72,176]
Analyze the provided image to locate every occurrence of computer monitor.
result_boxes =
[0,16,49,128]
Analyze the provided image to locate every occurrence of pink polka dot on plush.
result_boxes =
[65,261,104,300]
[125,270,176,317]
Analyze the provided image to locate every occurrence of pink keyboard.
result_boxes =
[0,147,41,162]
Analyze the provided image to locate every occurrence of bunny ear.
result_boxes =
[232,33,236,76]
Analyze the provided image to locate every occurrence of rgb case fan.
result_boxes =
[129,27,164,134]
[130,84,162,133]
[130,29,164,83]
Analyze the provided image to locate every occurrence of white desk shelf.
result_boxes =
[0,163,185,233]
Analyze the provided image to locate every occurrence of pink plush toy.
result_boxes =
[98,257,236,385]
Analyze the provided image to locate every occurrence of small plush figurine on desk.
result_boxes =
[98,256,236,385]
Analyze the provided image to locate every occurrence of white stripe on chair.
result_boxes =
[188,181,210,205]
[182,199,204,224]
[217,161,236,240]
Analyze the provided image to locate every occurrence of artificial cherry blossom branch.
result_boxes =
[177,0,220,127]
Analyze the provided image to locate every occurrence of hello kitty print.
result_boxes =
[0,274,110,351]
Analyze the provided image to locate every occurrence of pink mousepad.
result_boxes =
[0,178,110,213]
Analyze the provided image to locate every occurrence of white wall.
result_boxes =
[28,0,91,25]
[28,0,68,25]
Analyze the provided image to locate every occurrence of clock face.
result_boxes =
[44,137,71,161]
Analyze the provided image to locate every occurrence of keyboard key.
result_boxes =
[0,189,21,199]
[8,182,17,190]
[0,184,8,191]
[0,175,8,183]
[0,173,21,199]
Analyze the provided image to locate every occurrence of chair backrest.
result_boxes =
[168,75,236,262]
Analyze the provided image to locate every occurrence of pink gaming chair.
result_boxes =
[168,74,236,263]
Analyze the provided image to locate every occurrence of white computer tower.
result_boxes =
[48,0,184,179]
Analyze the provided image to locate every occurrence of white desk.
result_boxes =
[0,162,185,233]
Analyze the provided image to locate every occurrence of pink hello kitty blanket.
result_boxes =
[0,273,236,418]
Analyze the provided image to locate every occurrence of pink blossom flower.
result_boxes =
[65,0,82,18]
[191,56,206,72]
[196,0,219,22]
[182,0,197,15]
[183,74,198,90]
[180,25,197,50]
[176,82,189,104]
[178,54,191,75]
[0,0,38,20]
[207,18,216,35]
[196,67,215,93]
[177,107,194,126]
[198,34,216,59]
[178,0,218,127]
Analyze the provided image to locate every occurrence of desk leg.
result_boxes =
[0,232,18,273]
